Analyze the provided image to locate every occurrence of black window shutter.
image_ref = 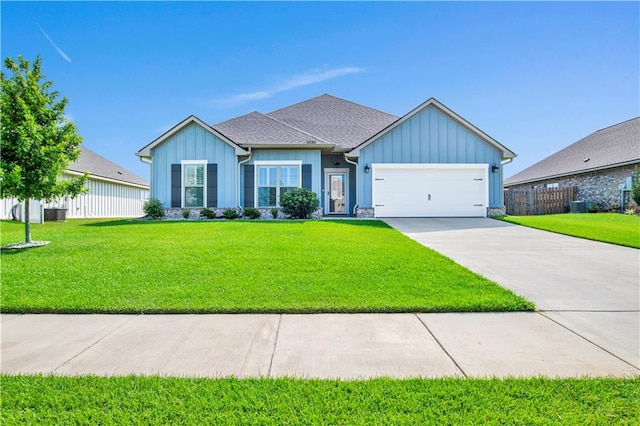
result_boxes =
[207,164,217,207]
[302,164,312,191]
[244,165,255,208]
[171,164,181,207]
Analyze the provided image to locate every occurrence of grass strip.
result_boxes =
[1,375,638,425]
[496,213,640,248]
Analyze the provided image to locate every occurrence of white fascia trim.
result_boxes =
[137,115,248,158]
[64,170,150,190]
[348,98,517,160]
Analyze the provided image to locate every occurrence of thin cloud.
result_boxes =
[37,23,72,63]
[209,67,364,107]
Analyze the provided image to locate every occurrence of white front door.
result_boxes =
[324,169,349,215]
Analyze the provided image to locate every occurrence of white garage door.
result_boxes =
[372,164,488,217]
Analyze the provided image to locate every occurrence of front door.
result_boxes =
[325,169,348,215]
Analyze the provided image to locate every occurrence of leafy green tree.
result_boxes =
[1,55,86,243]
[631,170,640,207]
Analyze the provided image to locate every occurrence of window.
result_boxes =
[545,182,559,189]
[255,162,301,207]
[183,162,205,207]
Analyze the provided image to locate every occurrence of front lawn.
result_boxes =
[2,375,637,424]
[0,219,532,313]
[497,213,640,248]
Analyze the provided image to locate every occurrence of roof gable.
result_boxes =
[137,115,247,158]
[505,117,640,186]
[348,98,516,159]
[68,146,149,188]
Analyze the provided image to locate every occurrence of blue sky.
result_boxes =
[2,1,638,181]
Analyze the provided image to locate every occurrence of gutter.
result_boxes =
[343,154,359,216]
[237,148,253,209]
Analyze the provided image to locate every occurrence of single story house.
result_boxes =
[2,146,150,221]
[504,117,639,210]
[137,94,516,218]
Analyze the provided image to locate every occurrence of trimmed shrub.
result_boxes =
[271,208,279,219]
[200,208,217,219]
[279,188,320,219]
[243,207,261,220]
[222,208,240,220]
[182,209,190,219]
[631,171,640,206]
[143,197,165,219]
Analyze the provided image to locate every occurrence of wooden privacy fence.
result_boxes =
[504,186,577,216]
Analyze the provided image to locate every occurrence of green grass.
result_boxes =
[497,213,640,248]
[0,219,532,313]
[2,375,637,425]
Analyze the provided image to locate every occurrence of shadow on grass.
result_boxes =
[82,218,389,229]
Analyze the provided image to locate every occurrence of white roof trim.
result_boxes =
[504,159,640,187]
[347,97,517,160]
[65,170,150,190]
[137,115,248,158]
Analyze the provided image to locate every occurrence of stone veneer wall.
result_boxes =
[507,164,639,211]
[162,207,324,220]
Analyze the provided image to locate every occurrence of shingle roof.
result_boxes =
[68,146,149,188]
[264,94,399,149]
[212,111,332,146]
[505,117,640,186]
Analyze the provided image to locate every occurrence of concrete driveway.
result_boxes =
[384,217,640,368]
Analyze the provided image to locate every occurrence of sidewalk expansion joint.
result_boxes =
[414,313,467,378]
[267,314,283,378]
[51,314,139,373]
[537,312,640,371]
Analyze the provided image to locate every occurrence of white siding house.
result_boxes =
[2,146,149,220]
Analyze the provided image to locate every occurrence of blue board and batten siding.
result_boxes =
[358,105,504,208]
[240,149,322,207]
[151,123,238,207]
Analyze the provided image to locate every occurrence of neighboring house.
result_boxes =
[504,118,640,210]
[137,94,516,218]
[2,146,150,220]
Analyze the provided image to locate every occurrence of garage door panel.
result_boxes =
[373,165,487,217]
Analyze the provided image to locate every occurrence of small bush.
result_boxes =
[143,197,165,219]
[271,208,279,219]
[631,171,640,206]
[222,208,240,220]
[243,207,261,220]
[200,208,217,219]
[588,203,597,213]
[279,188,320,219]
[182,209,190,219]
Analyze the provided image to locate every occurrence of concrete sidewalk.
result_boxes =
[2,313,638,379]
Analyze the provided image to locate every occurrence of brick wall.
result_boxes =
[507,164,638,211]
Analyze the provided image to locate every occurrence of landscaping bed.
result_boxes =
[497,213,640,249]
[0,219,532,313]
[2,375,637,424]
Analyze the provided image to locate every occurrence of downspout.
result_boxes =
[344,154,359,216]
[238,148,253,209]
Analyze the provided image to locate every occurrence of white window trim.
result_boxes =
[254,161,302,208]
[181,160,207,208]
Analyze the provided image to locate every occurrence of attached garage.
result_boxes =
[372,164,488,217]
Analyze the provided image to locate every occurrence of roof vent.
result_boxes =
[306,140,317,145]
[583,158,590,162]
[117,171,123,174]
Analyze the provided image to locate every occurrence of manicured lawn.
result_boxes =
[0,219,532,313]
[2,375,637,424]
[497,213,640,249]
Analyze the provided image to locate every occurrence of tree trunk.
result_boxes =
[24,198,32,243]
